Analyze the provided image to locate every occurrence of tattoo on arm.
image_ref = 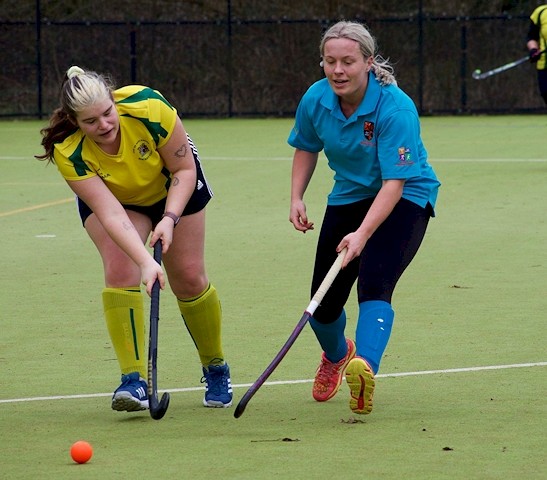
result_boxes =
[172,176,180,186]
[122,221,135,231]
[175,144,187,158]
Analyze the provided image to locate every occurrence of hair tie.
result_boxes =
[67,66,85,79]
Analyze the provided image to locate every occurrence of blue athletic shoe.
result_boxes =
[201,363,233,408]
[111,372,149,412]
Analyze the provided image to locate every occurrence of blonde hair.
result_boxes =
[36,65,116,163]
[60,66,114,117]
[320,21,397,86]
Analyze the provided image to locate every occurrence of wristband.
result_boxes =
[162,211,180,226]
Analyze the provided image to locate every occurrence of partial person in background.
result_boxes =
[287,21,440,415]
[527,3,547,104]
[36,66,232,412]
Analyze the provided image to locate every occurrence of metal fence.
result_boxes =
[1,1,545,118]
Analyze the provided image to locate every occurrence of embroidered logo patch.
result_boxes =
[96,168,111,179]
[363,121,375,141]
[397,146,414,166]
[133,140,152,160]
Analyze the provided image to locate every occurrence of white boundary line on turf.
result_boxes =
[1,361,545,405]
[432,158,547,163]
[201,157,547,163]
[1,156,547,163]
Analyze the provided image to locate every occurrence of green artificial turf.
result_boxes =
[0,116,545,479]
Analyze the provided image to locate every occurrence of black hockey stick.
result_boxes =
[147,240,170,420]
[234,248,347,418]
[472,50,544,80]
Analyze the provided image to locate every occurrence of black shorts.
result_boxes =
[77,152,212,227]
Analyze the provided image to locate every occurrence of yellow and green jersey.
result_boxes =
[530,5,547,70]
[53,85,178,206]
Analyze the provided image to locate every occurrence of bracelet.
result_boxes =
[162,211,180,226]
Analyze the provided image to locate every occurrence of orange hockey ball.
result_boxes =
[70,440,93,464]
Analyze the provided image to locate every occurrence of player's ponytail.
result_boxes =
[371,55,397,86]
[35,108,78,162]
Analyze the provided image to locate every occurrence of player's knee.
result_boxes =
[170,271,209,299]
[313,305,344,324]
[104,267,141,288]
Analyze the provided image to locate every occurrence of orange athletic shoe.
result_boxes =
[345,356,375,414]
[312,339,356,402]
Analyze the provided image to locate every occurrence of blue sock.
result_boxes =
[356,300,394,374]
[309,310,347,363]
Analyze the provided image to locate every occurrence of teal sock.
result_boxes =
[356,300,394,374]
[309,310,347,363]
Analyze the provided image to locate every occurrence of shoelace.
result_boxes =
[201,369,228,395]
[315,357,344,387]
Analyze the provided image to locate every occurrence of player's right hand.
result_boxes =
[141,260,165,296]
[289,200,314,233]
[529,48,541,63]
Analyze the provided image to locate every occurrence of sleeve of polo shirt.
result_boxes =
[377,108,423,180]
[287,95,323,153]
[115,86,178,149]
[146,89,178,149]
[53,133,97,181]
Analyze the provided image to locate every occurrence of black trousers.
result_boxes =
[537,69,547,104]
[311,197,432,324]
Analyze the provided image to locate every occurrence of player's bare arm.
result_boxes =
[66,176,165,293]
[152,118,198,250]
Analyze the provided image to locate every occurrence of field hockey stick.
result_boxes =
[147,240,170,420]
[472,50,545,80]
[234,247,348,419]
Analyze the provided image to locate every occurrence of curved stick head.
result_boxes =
[150,392,170,420]
[233,401,246,418]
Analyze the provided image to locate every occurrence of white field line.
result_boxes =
[1,157,545,215]
[432,158,547,163]
[1,155,547,163]
[194,157,547,163]
[200,157,547,162]
[193,157,547,163]
[1,361,545,405]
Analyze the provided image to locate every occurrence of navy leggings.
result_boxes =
[538,69,547,104]
[311,197,432,324]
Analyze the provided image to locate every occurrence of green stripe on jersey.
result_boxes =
[68,138,92,176]
[120,114,169,145]
[116,87,173,109]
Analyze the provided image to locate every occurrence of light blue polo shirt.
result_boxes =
[288,73,439,211]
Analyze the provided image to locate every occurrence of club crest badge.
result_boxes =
[133,140,152,160]
[363,121,375,141]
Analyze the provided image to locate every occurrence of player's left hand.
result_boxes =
[149,219,174,253]
[337,231,367,268]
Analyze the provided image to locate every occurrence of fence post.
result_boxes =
[35,0,43,119]
[227,0,234,117]
[460,23,468,112]
[417,0,424,114]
